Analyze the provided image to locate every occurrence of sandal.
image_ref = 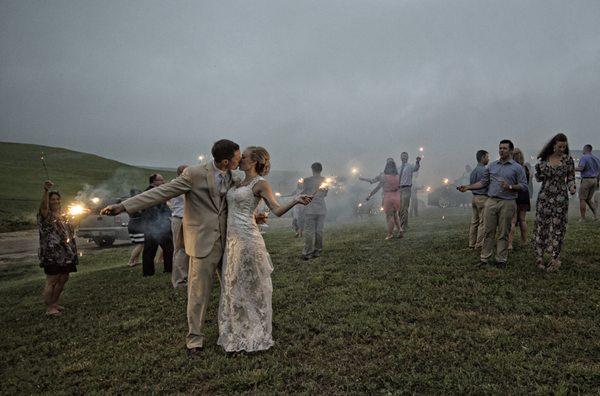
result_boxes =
[546,259,561,272]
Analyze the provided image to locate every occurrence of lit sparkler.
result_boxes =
[351,167,359,175]
[379,206,384,212]
[298,178,304,184]
[198,154,205,162]
[275,192,282,197]
[40,152,50,180]
[91,197,100,204]
[442,178,449,185]
[419,147,424,152]
[67,203,88,217]
[426,186,432,192]
[357,202,363,208]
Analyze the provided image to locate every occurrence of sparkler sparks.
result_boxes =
[426,186,432,192]
[67,203,87,217]
[357,203,363,208]
[275,192,281,197]
[298,178,304,184]
[197,154,205,162]
[91,197,100,204]
[442,178,449,185]
[351,167,359,175]
[419,147,424,152]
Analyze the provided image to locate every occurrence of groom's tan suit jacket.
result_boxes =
[122,162,236,258]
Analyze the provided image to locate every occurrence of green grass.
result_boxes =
[1,210,599,393]
[0,142,176,232]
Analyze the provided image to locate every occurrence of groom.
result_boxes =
[102,139,241,357]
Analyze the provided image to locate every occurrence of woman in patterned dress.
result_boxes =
[533,133,576,272]
[38,180,79,315]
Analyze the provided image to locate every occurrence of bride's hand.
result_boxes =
[296,194,312,205]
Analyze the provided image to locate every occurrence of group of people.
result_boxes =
[35,135,598,354]
[360,152,421,239]
[459,134,599,271]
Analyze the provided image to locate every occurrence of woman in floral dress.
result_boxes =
[38,180,79,315]
[533,133,576,272]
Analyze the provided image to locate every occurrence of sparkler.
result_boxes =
[67,203,88,217]
[91,197,100,204]
[298,178,304,184]
[40,152,50,180]
[351,167,359,175]
[198,154,205,162]
[275,192,282,197]
[379,206,384,212]
[426,186,432,192]
[357,202,363,208]
[442,178,449,185]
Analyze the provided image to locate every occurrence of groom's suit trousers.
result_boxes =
[187,237,224,348]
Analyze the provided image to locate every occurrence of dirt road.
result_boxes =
[0,229,130,260]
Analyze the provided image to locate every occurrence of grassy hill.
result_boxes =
[0,142,176,232]
[0,210,599,393]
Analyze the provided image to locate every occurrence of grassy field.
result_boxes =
[1,209,599,393]
[0,142,177,232]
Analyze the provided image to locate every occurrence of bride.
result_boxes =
[217,146,312,352]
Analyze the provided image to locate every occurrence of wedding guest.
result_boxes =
[141,173,173,276]
[533,133,576,271]
[300,163,327,260]
[397,152,421,235]
[458,140,527,268]
[38,180,78,315]
[575,144,600,221]
[468,150,489,249]
[366,158,401,239]
[127,188,144,267]
[169,165,189,288]
[508,148,531,250]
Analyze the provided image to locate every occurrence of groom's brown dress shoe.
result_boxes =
[186,346,203,358]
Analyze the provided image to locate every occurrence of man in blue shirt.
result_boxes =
[575,144,600,221]
[397,152,421,236]
[459,140,528,267]
[468,150,489,249]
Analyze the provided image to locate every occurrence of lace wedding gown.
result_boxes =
[217,176,275,352]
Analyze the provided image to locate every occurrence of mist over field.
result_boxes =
[1,0,599,187]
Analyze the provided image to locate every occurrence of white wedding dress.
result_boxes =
[217,176,275,352]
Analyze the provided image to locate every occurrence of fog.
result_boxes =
[1,0,599,187]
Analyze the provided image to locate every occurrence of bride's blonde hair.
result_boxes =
[247,146,271,176]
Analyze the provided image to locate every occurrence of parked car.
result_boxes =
[427,184,471,208]
[77,197,131,247]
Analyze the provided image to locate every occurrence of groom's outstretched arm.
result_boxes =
[102,169,193,215]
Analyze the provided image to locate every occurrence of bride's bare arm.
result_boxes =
[254,180,311,217]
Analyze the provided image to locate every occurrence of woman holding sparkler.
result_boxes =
[38,180,79,316]
[366,159,402,239]
[218,147,311,352]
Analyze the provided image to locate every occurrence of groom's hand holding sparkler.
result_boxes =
[101,203,126,216]
[43,180,54,191]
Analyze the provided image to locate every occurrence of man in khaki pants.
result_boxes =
[103,140,242,357]
[468,150,490,249]
[459,140,528,267]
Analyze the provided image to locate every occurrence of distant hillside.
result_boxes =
[0,142,306,232]
[0,142,176,232]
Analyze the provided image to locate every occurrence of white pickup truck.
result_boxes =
[76,198,131,247]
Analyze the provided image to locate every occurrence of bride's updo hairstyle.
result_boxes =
[247,146,271,176]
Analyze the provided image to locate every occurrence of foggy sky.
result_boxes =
[1,0,599,181]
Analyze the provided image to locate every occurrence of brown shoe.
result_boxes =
[186,346,203,358]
